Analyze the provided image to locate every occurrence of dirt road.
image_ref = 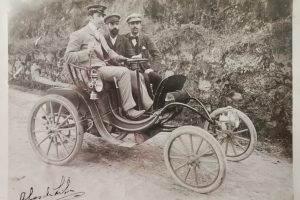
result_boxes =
[8,88,293,200]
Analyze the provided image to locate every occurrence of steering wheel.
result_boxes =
[125,58,149,72]
[126,58,149,64]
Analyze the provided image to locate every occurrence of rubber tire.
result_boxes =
[28,94,84,165]
[164,125,226,193]
[204,107,257,162]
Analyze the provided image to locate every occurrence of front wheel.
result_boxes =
[164,126,226,193]
[28,94,84,165]
[204,107,257,162]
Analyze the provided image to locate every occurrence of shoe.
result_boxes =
[126,109,145,119]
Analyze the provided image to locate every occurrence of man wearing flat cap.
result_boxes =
[104,14,153,108]
[125,13,162,95]
[104,14,135,60]
[65,4,152,118]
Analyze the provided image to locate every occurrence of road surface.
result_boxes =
[8,88,293,200]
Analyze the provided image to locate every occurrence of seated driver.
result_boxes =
[64,4,152,118]
[103,14,153,110]
[125,13,163,95]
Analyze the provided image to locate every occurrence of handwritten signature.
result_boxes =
[19,176,85,200]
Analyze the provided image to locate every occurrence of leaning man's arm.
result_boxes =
[65,32,90,64]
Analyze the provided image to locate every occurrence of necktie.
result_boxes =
[130,36,138,47]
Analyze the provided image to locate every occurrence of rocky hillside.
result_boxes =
[8,0,293,155]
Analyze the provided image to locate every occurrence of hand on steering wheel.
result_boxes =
[117,56,128,62]
[131,54,142,59]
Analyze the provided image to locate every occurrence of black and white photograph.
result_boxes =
[3,0,298,199]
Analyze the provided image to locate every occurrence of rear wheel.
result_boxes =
[28,94,84,165]
[204,107,257,162]
[164,126,226,193]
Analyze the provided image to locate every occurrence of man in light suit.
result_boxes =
[65,4,150,118]
[104,14,153,109]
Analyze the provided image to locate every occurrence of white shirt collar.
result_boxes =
[130,33,139,37]
[110,35,118,45]
[88,22,98,33]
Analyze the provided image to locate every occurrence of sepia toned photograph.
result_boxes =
[7,0,294,199]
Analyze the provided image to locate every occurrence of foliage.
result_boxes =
[8,0,292,156]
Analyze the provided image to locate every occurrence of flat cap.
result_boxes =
[125,13,142,23]
[104,14,121,24]
[87,3,107,15]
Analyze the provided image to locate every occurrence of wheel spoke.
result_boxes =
[174,161,189,171]
[41,107,51,124]
[199,157,218,163]
[184,167,191,182]
[197,141,213,156]
[232,129,248,135]
[225,139,229,155]
[169,155,188,160]
[46,138,53,156]
[193,146,215,162]
[57,134,70,154]
[232,138,246,151]
[219,138,225,145]
[193,166,198,186]
[55,137,59,159]
[199,164,217,175]
[59,133,75,144]
[37,135,51,146]
[33,130,49,133]
[230,139,237,156]
[189,134,194,154]
[195,137,204,154]
[172,146,188,156]
[178,136,189,154]
[55,104,63,126]
[56,127,76,132]
[50,101,54,123]
[234,136,250,142]
[200,149,214,157]
[56,114,72,129]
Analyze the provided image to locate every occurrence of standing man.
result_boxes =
[65,4,148,118]
[104,14,153,109]
[125,13,162,95]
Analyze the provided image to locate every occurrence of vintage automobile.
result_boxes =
[28,58,257,193]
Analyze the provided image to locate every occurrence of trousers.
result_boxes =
[98,66,152,111]
[98,66,135,111]
[130,71,153,110]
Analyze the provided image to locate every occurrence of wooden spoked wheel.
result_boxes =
[204,107,257,162]
[28,94,83,165]
[164,126,226,193]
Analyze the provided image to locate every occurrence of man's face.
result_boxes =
[128,21,141,35]
[90,12,105,28]
[107,21,119,37]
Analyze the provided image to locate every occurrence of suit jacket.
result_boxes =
[125,33,162,70]
[105,34,135,58]
[65,24,120,67]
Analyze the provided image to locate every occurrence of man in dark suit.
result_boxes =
[65,4,150,118]
[125,13,162,95]
[104,14,153,109]
[104,14,135,63]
